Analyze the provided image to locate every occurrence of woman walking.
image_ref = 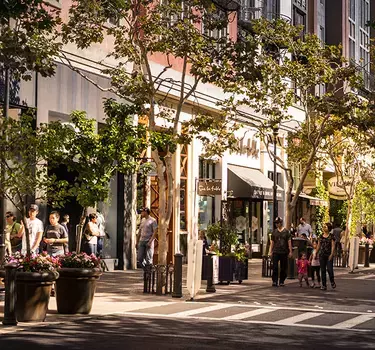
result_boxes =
[317,222,336,291]
[82,213,100,255]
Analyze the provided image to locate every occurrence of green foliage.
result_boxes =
[351,181,375,236]
[311,181,330,237]
[206,222,238,256]
[330,199,348,228]
[59,102,147,210]
[0,110,74,215]
[0,0,62,79]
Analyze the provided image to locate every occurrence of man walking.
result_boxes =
[269,217,293,287]
[19,204,44,255]
[297,217,314,240]
[137,207,158,268]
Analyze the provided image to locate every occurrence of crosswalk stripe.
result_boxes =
[354,274,375,280]
[222,308,276,320]
[274,312,323,325]
[333,314,374,329]
[168,304,229,317]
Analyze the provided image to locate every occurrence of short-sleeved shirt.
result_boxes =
[45,223,68,256]
[5,222,21,244]
[319,233,335,257]
[139,217,158,241]
[271,228,291,254]
[22,218,44,254]
[297,223,313,237]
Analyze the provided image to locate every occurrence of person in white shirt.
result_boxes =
[18,204,44,255]
[137,208,158,267]
[297,217,314,239]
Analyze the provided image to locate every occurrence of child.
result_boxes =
[310,241,321,288]
[296,253,310,287]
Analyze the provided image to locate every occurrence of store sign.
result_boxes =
[237,137,260,159]
[327,176,351,199]
[198,180,222,196]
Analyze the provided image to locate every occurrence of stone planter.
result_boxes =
[55,268,102,314]
[16,271,59,322]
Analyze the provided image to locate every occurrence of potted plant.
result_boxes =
[206,223,248,284]
[5,252,60,322]
[55,252,102,314]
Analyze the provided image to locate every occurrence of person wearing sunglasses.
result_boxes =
[5,212,22,254]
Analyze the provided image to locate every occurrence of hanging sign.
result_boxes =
[198,180,222,196]
[327,176,351,199]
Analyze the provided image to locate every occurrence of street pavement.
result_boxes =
[0,261,375,349]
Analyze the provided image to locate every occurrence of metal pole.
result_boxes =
[172,253,183,298]
[2,263,17,326]
[364,243,370,268]
[272,127,279,224]
[0,68,10,264]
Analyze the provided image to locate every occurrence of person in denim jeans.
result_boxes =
[269,217,293,287]
[137,208,158,268]
[317,222,336,290]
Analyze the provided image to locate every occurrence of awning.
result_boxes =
[227,164,284,201]
[298,193,329,207]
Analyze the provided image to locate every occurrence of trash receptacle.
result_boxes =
[287,247,298,279]
[262,255,273,278]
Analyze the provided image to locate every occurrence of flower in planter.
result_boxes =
[58,252,101,269]
[5,251,60,272]
[360,237,374,246]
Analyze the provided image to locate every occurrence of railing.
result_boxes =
[143,263,174,295]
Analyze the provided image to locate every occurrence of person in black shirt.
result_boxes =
[269,217,293,287]
[317,222,336,290]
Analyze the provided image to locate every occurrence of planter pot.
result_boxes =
[56,268,102,315]
[358,245,373,264]
[16,271,59,322]
[234,259,248,283]
[219,256,235,284]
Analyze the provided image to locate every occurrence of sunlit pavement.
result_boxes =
[1,262,375,349]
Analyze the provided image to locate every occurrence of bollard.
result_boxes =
[0,232,6,267]
[172,253,183,298]
[206,251,216,293]
[364,243,370,268]
[2,263,17,326]
[287,247,298,279]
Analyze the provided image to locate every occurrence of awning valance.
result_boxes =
[227,164,284,201]
[297,193,329,207]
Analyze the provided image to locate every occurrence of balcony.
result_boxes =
[238,0,291,33]
[212,0,241,12]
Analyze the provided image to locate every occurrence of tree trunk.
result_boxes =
[21,214,31,256]
[342,199,353,267]
[76,207,87,253]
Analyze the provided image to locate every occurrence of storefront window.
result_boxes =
[198,158,216,230]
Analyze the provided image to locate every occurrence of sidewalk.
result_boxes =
[0,260,374,332]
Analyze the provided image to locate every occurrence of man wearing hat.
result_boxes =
[269,217,293,287]
[19,204,44,255]
[136,207,158,267]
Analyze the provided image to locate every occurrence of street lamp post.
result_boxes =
[272,126,279,224]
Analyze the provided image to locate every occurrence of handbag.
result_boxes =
[10,223,22,247]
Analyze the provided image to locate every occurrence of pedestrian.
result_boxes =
[60,214,70,254]
[96,210,106,257]
[137,207,158,268]
[296,252,310,287]
[5,211,22,255]
[43,211,68,257]
[19,204,44,255]
[297,217,314,240]
[269,217,293,287]
[317,222,336,291]
[309,240,321,288]
[82,213,100,255]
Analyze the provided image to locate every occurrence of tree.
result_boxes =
[62,0,256,269]
[324,126,375,265]
[0,111,73,255]
[222,18,367,228]
[0,0,61,81]
[59,100,147,251]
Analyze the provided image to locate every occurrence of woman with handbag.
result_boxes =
[5,211,22,254]
[82,213,100,255]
